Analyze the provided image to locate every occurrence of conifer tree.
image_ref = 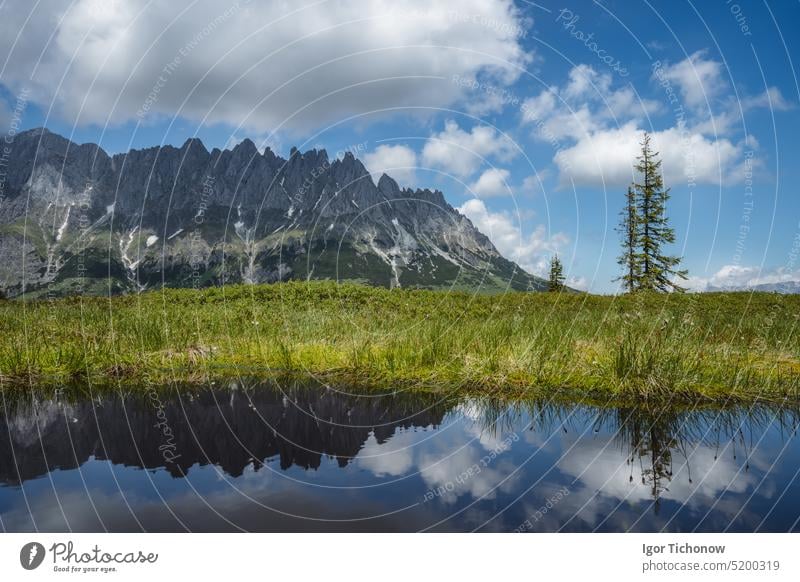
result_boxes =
[548,254,565,292]
[616,184,640,292]
[632,133,687,292]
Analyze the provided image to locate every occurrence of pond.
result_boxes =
[1,381,799,532]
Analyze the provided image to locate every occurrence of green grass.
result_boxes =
[1,281,798,403]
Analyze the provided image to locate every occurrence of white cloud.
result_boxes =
[563,64,610,100]
[567,276,588,291]
[520,62,752,188]
[525,103,601,143]
[521,87,558,122]
[522,65,659,140]
[468,168,511,198]
[0,0,529,133]
[554,122,742,188]
[520,65,661,156]
[421,120,517,179]
[742,87,793,111]
[604,85,661,120]
[363,144,418,187]
[687,264,800,291]
[655,50,726,109]
[462,84,519,117]
[521,170,551,197]
[710,264,760,287]
[689,87,793,137]
[458,198,568,275]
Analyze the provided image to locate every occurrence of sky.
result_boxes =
[1,0,798,293]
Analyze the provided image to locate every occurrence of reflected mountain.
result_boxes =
[0,381,450,484]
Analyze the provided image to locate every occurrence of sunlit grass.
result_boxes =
[1,281,798,402]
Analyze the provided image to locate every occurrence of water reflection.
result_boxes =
[1,382,798,532]
[0,382,449,482]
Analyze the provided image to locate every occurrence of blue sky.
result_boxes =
[1,0,798,292]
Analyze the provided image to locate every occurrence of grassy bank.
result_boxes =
[1,281,799,402]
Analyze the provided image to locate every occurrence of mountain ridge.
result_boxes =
[0,127,548,297]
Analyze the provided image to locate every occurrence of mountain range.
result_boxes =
[0,128,547,297]
[706,281,800,294]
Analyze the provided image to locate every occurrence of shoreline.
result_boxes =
[2,365,798,408]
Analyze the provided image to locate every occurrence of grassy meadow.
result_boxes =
[1,281,799,403]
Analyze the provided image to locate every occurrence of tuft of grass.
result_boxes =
[0,281,798,403]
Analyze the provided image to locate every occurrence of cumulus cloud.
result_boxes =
[468,168,511,198]
[521,88,557,121]
[0,0,529,133]
[655,50,727,109]
[521,64,660,141]
[654,52,791,136]
[554,122,741,187]
[563,64,600,100]
[458,198,568,275]
[363,144,418,187]
[520,61,758,188]
[422,120,517,178]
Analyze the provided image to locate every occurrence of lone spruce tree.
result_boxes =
[548,254,565,292]
[632,133,687,292]
[616,185,640,292]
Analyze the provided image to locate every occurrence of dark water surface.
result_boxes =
[2,382,799,532]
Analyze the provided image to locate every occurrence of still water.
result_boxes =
[1,381,799,532]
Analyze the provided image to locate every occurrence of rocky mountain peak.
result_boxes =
[377,173,400,196]
[231,138,257,157]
